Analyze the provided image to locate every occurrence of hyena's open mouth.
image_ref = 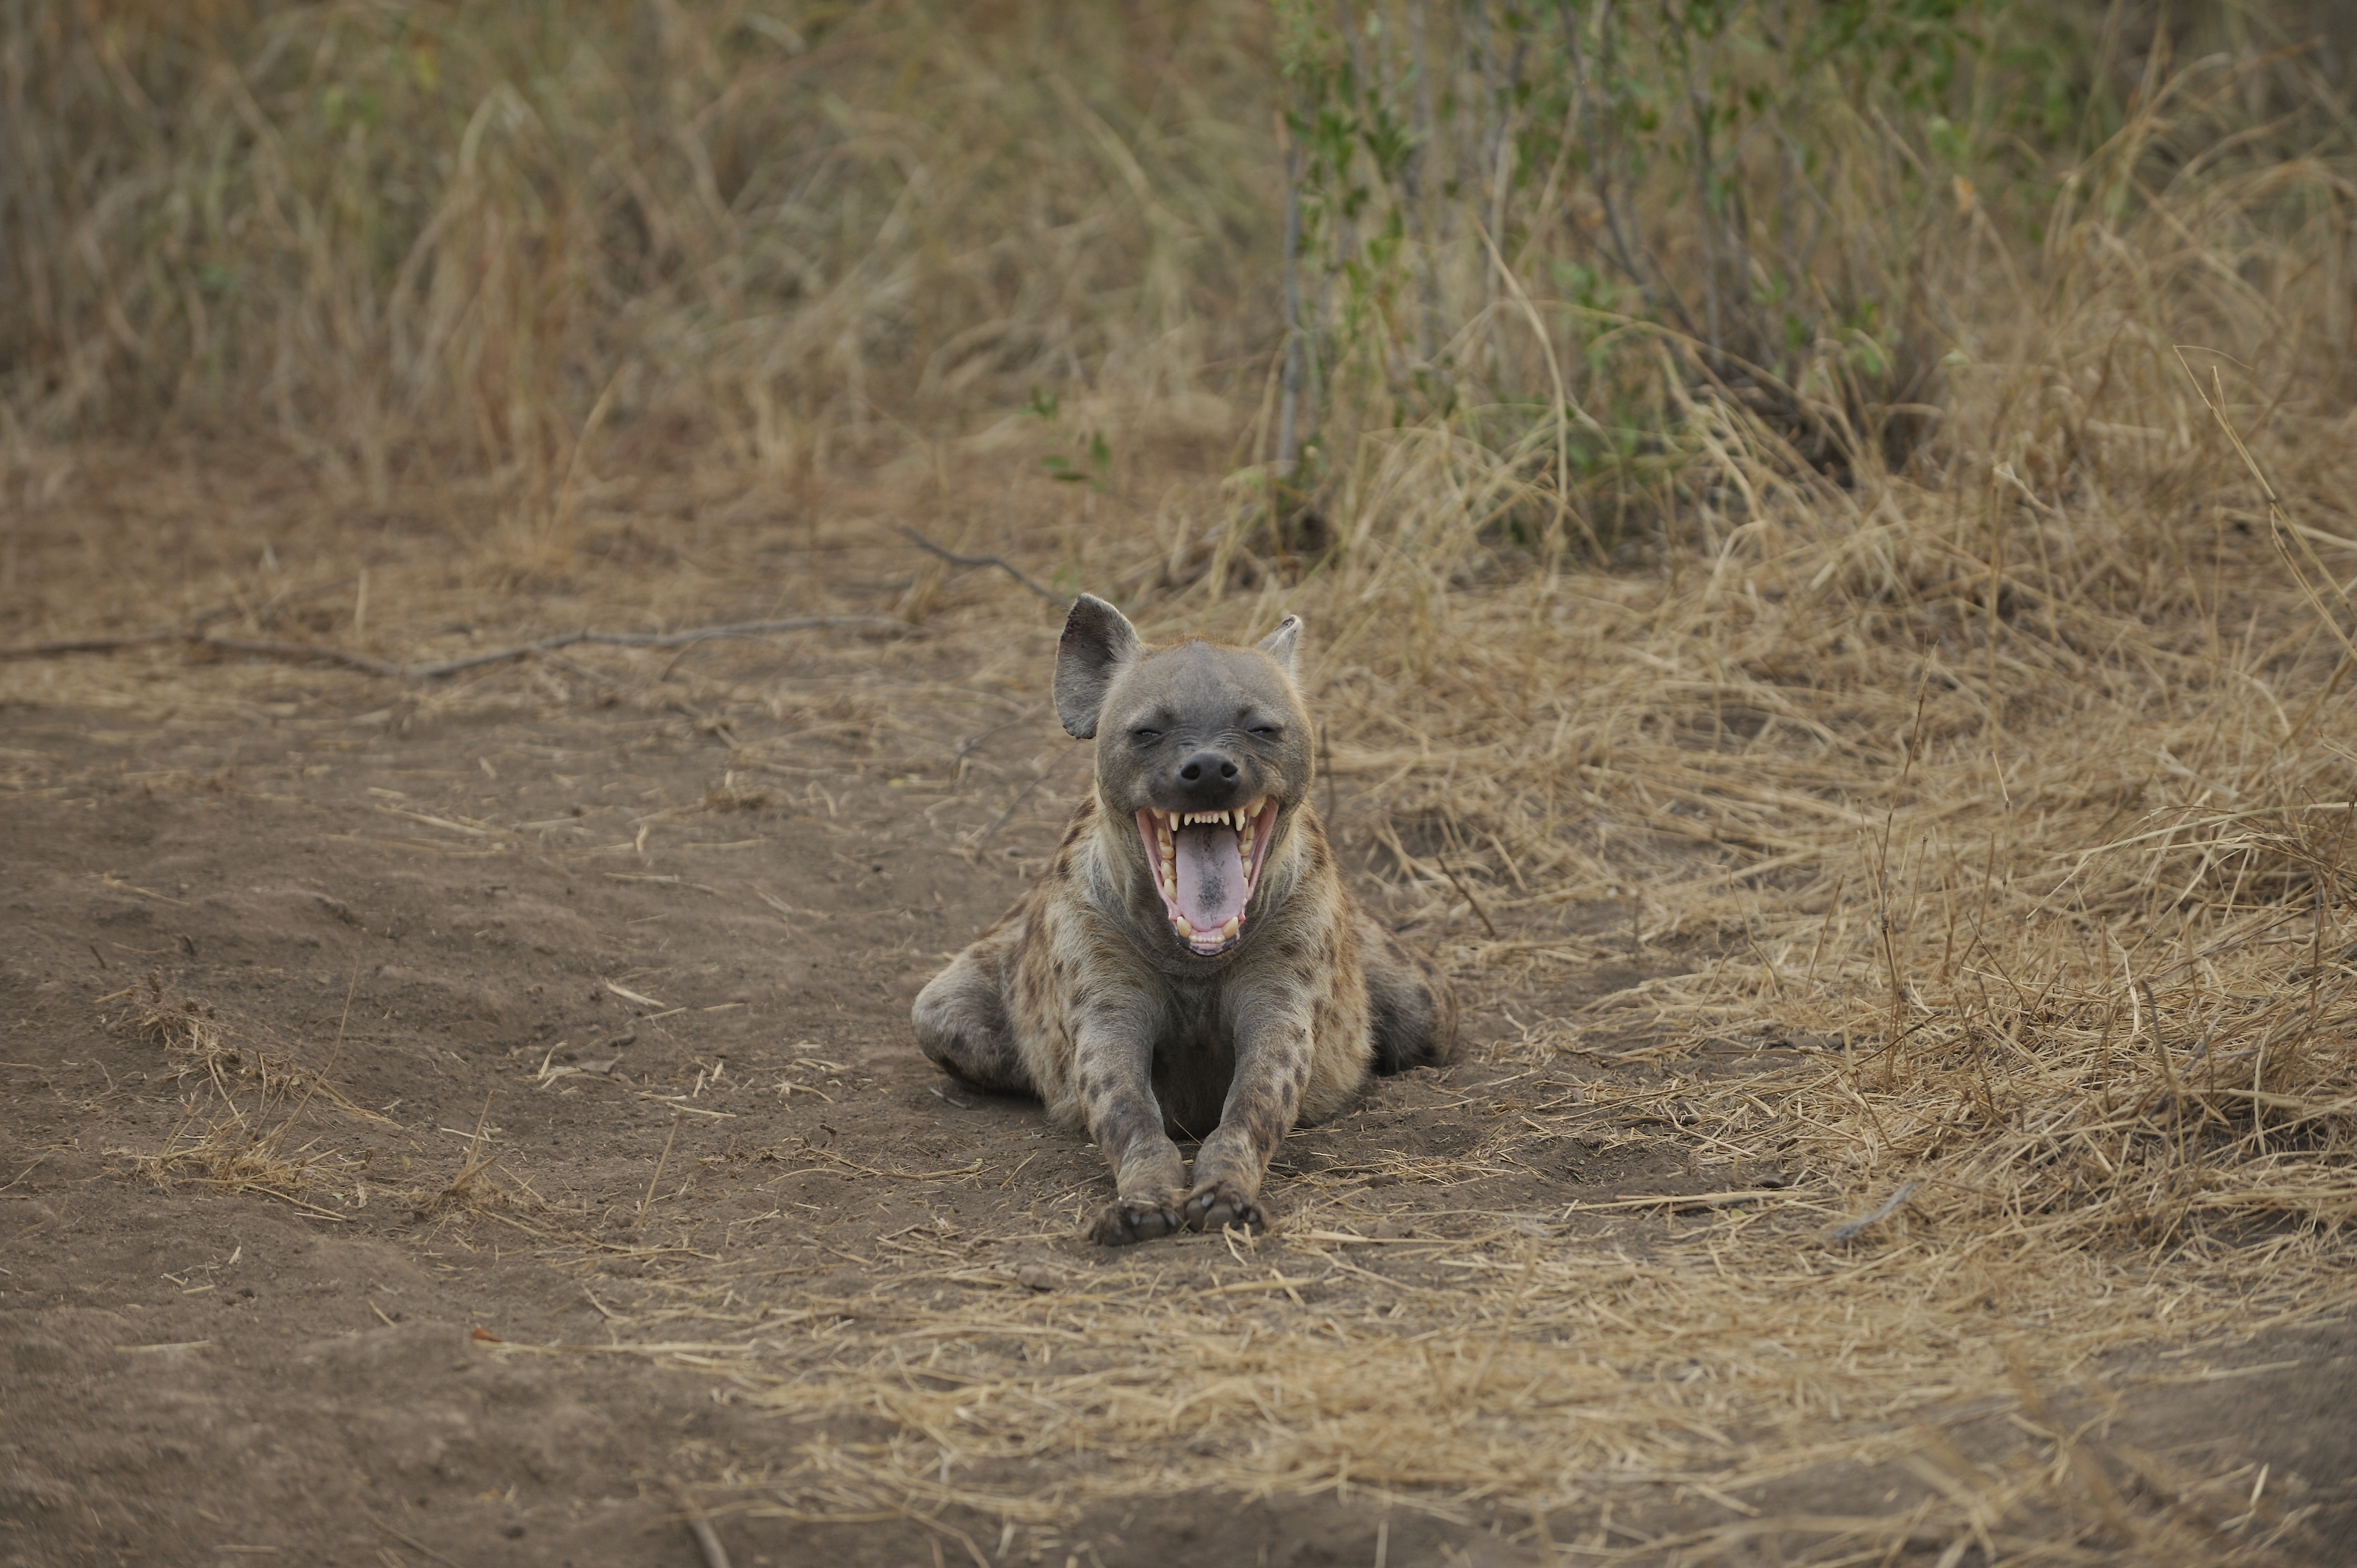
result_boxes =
[1136,798,1280,956]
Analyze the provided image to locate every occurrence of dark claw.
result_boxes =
[1087,1198,1182,1247]
[1182,1182,1267,1234]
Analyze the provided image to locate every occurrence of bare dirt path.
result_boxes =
[0,685,1626,1565]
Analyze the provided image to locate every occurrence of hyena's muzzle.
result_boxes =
[1136,745,1285,958]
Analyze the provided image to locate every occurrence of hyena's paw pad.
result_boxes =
[1182,1180,1267,1235]
[1087,1197,1183,1247]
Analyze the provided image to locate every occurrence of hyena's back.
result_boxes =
[1359,908,1457,1074]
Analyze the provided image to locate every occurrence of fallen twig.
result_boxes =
[1439,856,1500,939]
[900,527,1068,607]
[640,1110,686,1224]
[1826,1181,1919,1243]
[967,749,1082,848]
[0,616,910,679]
[673,1486,733,1568]
[366,1513,466,1568]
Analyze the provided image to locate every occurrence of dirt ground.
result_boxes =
[3,457,2353,1567]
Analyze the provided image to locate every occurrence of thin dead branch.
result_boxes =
[0,618,912,680]
[899,527,1068,608]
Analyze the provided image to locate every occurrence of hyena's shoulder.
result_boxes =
[1293,805,1456,1074]
[997,793,1126,1110]
[1287,804,1346,901]
[1226,805,1373,1106]
[1260,804,1356,948]
[956,792,1098,978]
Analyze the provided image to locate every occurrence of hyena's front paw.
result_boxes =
[1087,1196,1183,1247]
[1181,1179,1267,1235]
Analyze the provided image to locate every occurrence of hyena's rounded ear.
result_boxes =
[1054,593,1144,739]
[1256,615,1303,677]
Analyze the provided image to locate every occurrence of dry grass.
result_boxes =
[502,1138,2339,1561]
[408,1089,544,1223]
[0,0,1270,505]
[112,973,541,1226]
[111,972,382,1209]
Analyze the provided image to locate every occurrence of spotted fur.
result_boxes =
[913,595,1456,1245]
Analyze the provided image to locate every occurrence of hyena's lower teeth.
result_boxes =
[1221,916,1240,938]
[1174,915,1194,938]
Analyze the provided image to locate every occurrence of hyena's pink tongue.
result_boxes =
[1173,822,1247,933]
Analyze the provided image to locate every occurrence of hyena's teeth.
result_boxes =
[1166,801,1267,834]
[1174,915,1194,938]
[1221,915,1240,939]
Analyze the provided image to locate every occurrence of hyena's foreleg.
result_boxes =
[1075,1013,1191,1246]
[1181,1004,1318,1232]
[912,943,1030,1095]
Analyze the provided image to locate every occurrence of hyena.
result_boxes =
[913,594,1456,1245]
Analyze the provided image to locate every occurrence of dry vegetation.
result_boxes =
[7,1,2357,1562]
[110,969,383,1207]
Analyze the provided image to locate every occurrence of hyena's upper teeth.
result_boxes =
[1166,803,1268,833]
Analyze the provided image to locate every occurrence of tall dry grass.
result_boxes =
[1151,5,2357,1294]
[0,0,1277,497]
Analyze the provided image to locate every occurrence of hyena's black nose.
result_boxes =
[1174,751,1241,802]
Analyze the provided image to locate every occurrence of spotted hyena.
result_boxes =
[912,594,1457,1245]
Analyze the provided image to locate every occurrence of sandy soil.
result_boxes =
[2,460,2351,1567]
